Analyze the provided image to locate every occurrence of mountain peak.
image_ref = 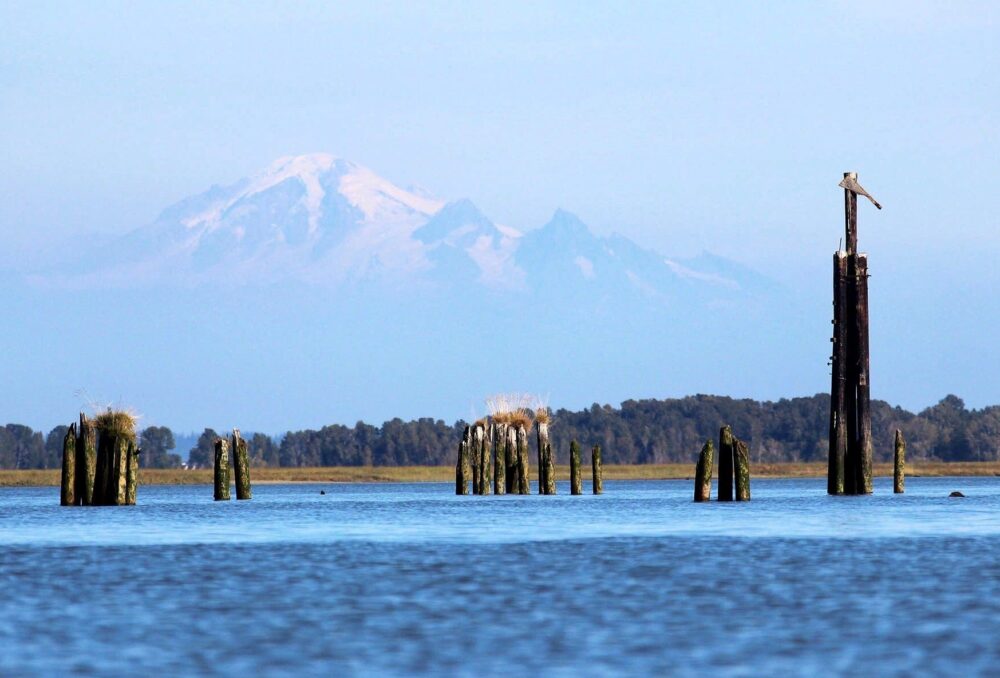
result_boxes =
[544,208,589,235]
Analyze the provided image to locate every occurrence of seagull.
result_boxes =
[838,175,882,209]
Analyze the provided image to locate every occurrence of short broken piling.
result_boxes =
[734,437,751,501]
[591,444,603,495]
[455,432,470,495]
[75,414,96,506]
[214,438,231,501]
[570,440,582,495]
[718,426,734,502]
[694,439,713,502]
[894,429,906,494]
[60,424,76,506]
[233,429,252,500]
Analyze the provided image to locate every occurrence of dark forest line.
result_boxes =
[1,394,995,470]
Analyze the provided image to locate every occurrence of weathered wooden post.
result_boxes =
[112,435,129,505]
[75,413,96,506]
[505,424,518,494]
[837,171,880,495]
[476,423,491,495]
[94,411,136,506]
[894,429,906,494]
[493,420,506,495]
[536,417,548,495]
[828,252,848,495]
[60,424,76,506]
[591,444,603,495]
[734,437,751,501]
[694,439,713,502]
[570,440,582,495]
[718,426,734,501]
[467,425,479,494]
[232,429,252,500]
[125,442,139,505]
[516,424,531,494]
[544,442,556,495]
[455,434,470,495]
[214,438,231,501]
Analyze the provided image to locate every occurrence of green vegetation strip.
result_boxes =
[2,462,1000,487]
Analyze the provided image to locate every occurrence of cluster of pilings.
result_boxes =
[214,429,253,501]
[828,172,881,496]
[693,425,751,502]
[456,399,603,496]
[60,411,139,506]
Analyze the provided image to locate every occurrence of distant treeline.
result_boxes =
[2,394,997,469]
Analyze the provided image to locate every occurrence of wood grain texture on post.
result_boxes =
[60,423,77,506]
[233,429,253,500]
[492,423,506,495]
[591,444,603,495]
[828,251,848,495]
[734,438,751,501]
[76,414,96,506]
[455,437,469,495]
[125,442,138,506]
[894,429,906,494]
[476,424,491,495]
[694,439,713,502]
[516,424,530,494]
[854,253,874,494]
[717,426,734,502]
[570,440,582,495]
[214,438,231,501]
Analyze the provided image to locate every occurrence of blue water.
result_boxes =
[1,477,999,676]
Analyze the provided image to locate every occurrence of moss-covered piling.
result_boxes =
[544,442,556,495]
[75,414,96,506]
[718,426,734,502]
[214,438,231,501]
[894,429,905,494]
[233,429,252,500]
[592,444,603,495]
[570,440,582,495]
[694,439,713,502]
[60,424,76,506]
[734,437,751,501]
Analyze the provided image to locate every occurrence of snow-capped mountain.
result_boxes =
[70,153,773,303]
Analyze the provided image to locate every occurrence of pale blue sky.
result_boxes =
[2,1,999,426]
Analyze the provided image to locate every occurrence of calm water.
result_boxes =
[2,477,999,676]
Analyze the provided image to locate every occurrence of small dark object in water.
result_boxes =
[949,491,965,498]
[320,490,326,495]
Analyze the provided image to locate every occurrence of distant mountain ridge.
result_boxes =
[55,153,777,303]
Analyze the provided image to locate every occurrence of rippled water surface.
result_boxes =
[2,477,999,676]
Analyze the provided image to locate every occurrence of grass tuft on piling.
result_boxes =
[94,409,139,436]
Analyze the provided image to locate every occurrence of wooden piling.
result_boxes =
[125,442,138,505]
[233,429,252,500]
[854,253,873,494]
[476,424,490,495]
[591,444,603,495]
[505,425,517,494]
[718,426,734,501]
[570,440,582,495]
[828,252,848,495]
[60,424,76,506]
[113,435,129,505]
[544,442,556,495]
[493,422,506,495]
[75,414,96,506]
[214,438,231,501]
[455,435,469,495]
[734,437,751,501]
[894,429,905,494]
[694,439,713,502]
[516,424,530,494]
[536,421,549,494]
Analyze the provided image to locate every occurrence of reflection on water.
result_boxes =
[1,478,998,676]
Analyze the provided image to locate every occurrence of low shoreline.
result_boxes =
[1,461,998,487]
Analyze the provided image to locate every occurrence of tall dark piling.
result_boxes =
[894,429,906,494]
[694,439,713,502]
[60,424,77,506]
[455,435,470,495]
[516,424,530,494]
[475,424,491,495]
[718,426,735,501]
[493,422,506,495]
[125,442,138,505]
[536,420,549,494]
[467,425,480,494]
[214,438,231,501]
[505,425,518,494]
[75,414,96,506]
[853,253,873,494]
[828,251,847,495]
[570,440,582,495]
[734,437,751,501]
[591,444,603,495]
[233,429,252,500]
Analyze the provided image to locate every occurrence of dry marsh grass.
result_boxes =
[2,461,999,487]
